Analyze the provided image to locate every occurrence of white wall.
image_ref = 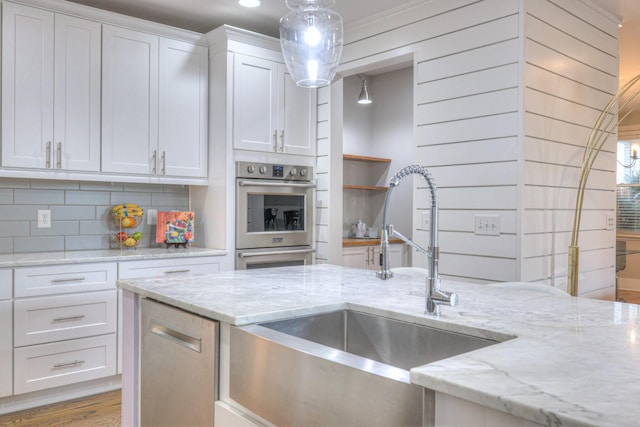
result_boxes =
[332,0,618,297]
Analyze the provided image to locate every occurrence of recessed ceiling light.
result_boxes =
[239,0,261,7]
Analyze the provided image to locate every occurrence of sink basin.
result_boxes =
[230,310,500,426]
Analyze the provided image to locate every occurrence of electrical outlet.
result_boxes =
[606,212,615,230]
[421,212,430,230]
[37,209,51,228]
[148,209,158,225]
[474,215,500,236]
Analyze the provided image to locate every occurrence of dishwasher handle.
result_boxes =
[150,323,202,353]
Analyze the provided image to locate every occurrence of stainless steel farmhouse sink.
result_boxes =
[230,310,500,426]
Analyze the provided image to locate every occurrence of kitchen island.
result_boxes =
[118,264,640,427]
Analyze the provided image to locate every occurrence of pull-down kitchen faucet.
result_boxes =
[377,165,458,315]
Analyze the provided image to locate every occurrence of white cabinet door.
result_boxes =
[159,38,208,178]
[1,3,101,172]
[280,66,316,156]
[53,13,101,172]
[233,54,278,153]
[2,2,54,169]
[233,54,315,156]
[342,247,370,269]
[102,25,159,175]
[0,300,11,398]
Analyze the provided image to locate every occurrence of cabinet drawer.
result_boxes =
[14,290,117,347]
[15,262,117,297]
[118,257,219,279]
[14,334,117,394]
[0,269,11,300]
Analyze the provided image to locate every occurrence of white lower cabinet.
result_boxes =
[342,244,406,271]
[12,262,118,395]
[14,290,117,347]
[118,256,220,279]
[14,334,117,395]
[0,299,12,398]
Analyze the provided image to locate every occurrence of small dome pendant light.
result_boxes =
[280,0,344,88]
[357,74,372,104]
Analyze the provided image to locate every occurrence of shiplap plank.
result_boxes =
[417,88,518,125]
[417,64,518,105]
[525,13,617,77]
[439,231,517,258]
[417,138,518,165]
[523,186,616,210]
[523,136,614,170]
[522,209,613,234]
[524,87,607,130]
[524,64,613,111]
[535,0,619,45]
[429,209,518,234]
[427,162,518,187]
[523,161,613,190]
[416,113,519,146]
[439,253,517,282]
[523,229,613,258]
[343,0,517,66]
[417,186,517,210]
[417,39,518,84]
[525,39,617,94]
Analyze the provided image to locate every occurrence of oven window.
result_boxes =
[247,194,305,233]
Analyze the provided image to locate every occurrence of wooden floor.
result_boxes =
[2,291,640,427]
[0,390,121,427]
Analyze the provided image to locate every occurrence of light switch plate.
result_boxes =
[475,215,500,236]
[606,212,615,230]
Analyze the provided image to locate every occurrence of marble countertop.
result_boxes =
[117,264,640,427]
[0,247,226,268]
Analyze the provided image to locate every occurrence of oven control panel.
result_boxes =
[236,161,313,182]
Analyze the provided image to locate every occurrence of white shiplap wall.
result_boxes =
[332,0,618,297]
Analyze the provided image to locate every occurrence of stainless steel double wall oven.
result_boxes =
[235,161,315,269]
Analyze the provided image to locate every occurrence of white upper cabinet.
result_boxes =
[102,25,208,178]
[101,25,159,175]
[233,53,316,156]
[2,2,101,171]
[158,38,208,177]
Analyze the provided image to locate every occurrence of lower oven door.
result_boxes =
[236,247,315,270]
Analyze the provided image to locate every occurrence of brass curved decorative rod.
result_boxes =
[568,73,640,296]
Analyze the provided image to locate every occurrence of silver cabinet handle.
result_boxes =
[273,129,278,152]
[53,360,85,369]
[161,151,166,175]
[53,315,86,322]
[238,248,316,258]
[279,130,285,152]
[238,180,316,189]
[151,323,201,353]
[152,150,157,174]
[164,269,191,274]
[46,141,52,168]
[51,277,86,283]
[56,142,62,169]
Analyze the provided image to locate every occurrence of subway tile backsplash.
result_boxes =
[0,178,190,253]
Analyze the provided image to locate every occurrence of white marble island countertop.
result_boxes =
[117,264,640,427]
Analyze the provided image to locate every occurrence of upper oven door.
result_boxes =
[236,179,315,249]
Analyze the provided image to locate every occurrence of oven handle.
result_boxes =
[238,248,316,258]
[238,180,316,189]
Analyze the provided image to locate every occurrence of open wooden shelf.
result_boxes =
[343,154,391,163]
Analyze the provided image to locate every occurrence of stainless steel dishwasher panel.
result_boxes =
[140,298,218,427]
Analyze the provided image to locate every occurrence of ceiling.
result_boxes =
[67,0,640,121]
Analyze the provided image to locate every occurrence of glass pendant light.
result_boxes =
[357,74,372,104]
[280,0,344,88]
